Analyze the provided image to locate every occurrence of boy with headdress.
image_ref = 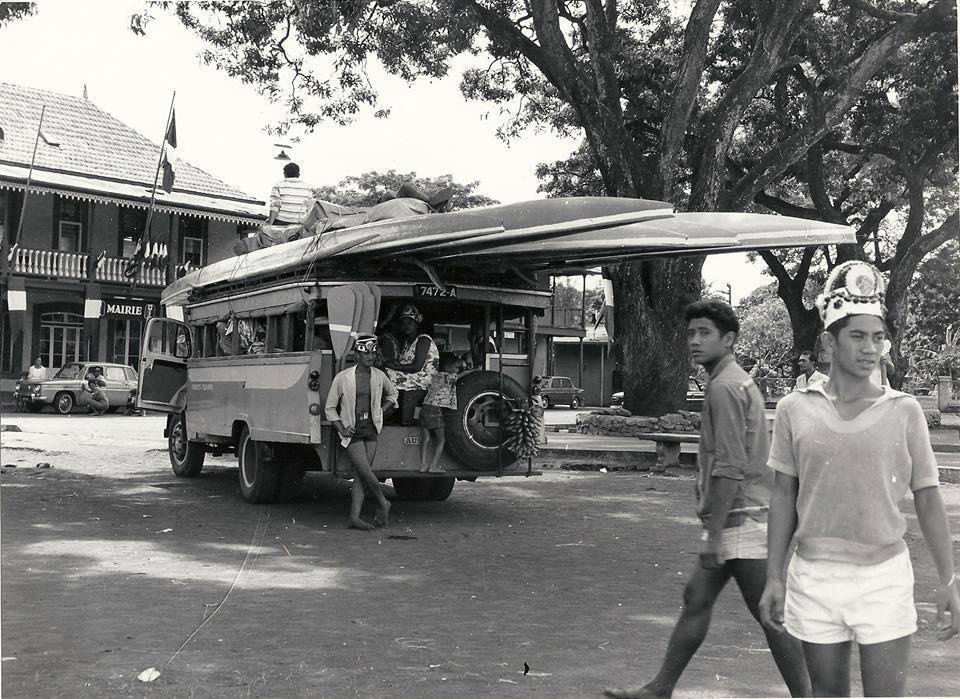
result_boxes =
[760,261,960,696]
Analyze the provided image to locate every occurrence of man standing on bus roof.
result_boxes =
[268,162,313,226]
[325,334,398,530]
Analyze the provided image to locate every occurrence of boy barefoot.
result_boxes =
[419,352,459,474]
[759,261,960,696]
[325,334,398,530]
[605,301,808,699]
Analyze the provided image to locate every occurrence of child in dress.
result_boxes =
[418,352,459,474]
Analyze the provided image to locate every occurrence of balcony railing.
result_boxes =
[6,246,168,287]
[95,256,166,286]
[11,247,89,279]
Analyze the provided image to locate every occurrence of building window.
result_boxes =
[179,217,207,267]
[107,317,143,368]
[39,311,83,368]
[56,198,88,252]
[1,190,24,243]
[118,207,147,258]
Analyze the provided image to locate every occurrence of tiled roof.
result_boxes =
[0,82,261,205]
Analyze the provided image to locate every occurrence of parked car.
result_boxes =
[14,362,138,414]
[610,377,703,407]
[537,376,585,409]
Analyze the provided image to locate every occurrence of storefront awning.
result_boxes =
[0,163,266,226]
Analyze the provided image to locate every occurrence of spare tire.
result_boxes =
[444,370,525,471]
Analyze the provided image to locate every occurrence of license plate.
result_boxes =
[414,284,457,298]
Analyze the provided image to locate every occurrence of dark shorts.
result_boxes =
[418,404,447,430]
[349,419,378,444]
[399,389,427,426]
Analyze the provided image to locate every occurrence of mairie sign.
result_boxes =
[101,299,158,319]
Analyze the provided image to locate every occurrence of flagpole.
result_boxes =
[127,91,174,281]
[10,104,45,254]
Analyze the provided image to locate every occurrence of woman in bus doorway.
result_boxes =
[325,334,399,530]
[381,305,439,426]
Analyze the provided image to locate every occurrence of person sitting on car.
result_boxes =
[83,366,109,416]
[380,304,439,426]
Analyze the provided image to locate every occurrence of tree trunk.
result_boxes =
[613,257,704,416]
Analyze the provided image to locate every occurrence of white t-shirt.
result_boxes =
[769,384,939,565]
[793,370,827,391]
[27,365,45,380]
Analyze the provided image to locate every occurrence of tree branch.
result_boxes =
[847,0,914,23]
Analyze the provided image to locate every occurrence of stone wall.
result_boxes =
[576,409,701,437]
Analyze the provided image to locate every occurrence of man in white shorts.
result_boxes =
[760,260,960,696]
[606,301,809,698]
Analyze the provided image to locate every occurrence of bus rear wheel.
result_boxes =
[237,426,279,503]
[169,413,205,477]
[392,477,455,501]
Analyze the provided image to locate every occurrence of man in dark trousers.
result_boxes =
[605,301,808,698]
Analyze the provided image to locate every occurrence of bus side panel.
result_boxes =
[247,360,311,442]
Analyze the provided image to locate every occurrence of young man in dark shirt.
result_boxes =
[606,301,808,698]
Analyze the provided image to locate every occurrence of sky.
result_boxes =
[0,1,772,301]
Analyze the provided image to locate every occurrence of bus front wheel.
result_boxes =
[237,427,279,503]
[169,413,204,477]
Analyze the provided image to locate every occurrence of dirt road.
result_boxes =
[2,414,958,697]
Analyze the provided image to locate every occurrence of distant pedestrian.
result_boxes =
[605,301,809,699]
[83,366,109,415]
[793,350,827,391]
[268,162,313,226]
[759,261,959,697]
[27,356,45,381]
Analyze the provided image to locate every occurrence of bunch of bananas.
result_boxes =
[502,399,544,458]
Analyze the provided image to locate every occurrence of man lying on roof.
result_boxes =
[234,182,454,256]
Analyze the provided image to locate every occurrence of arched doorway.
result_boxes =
[39,311,83,368]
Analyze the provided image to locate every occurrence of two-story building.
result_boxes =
[1,82,265,391]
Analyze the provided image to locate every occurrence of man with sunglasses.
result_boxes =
[325,334,399,530]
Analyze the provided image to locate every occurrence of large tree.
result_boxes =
[138,0,956,413]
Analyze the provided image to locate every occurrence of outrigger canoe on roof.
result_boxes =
[160,196,855,306]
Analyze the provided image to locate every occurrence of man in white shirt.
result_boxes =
[268,162,314,225]
[793,350,827,391]
[26,357,45,381]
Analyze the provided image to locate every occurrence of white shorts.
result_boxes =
[718,518,767,560]
[785,549,917,645]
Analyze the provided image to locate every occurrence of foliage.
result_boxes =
[311,170,497,211]
[552,280,603,328]
[901,241,960,358]
[139,0,957,413]
[0,2,35,27]
[734,283,794,369]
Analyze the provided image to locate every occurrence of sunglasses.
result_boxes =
[355,338,378,354]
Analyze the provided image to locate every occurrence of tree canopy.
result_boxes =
[312,169,498,211]
[138,0,957,412]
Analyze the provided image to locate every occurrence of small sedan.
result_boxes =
[611,377,704,407]
[14,362,138,415]
[538,376,585,409]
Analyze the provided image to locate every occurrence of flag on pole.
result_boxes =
[161,109,177,193]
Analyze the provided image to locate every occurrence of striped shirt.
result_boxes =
[269,177,314,224]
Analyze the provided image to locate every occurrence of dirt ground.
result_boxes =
[2,414,958,697]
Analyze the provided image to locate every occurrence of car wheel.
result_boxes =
[443,370,526,471]
[571,396,582,409]
[54,392,74,415]
[237,426,279,503]
[168,413,205,477]
[541,395,551,409]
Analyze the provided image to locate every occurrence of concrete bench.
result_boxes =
[641,432,701,470]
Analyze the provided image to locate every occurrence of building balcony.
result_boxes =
[5,246,168,287]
